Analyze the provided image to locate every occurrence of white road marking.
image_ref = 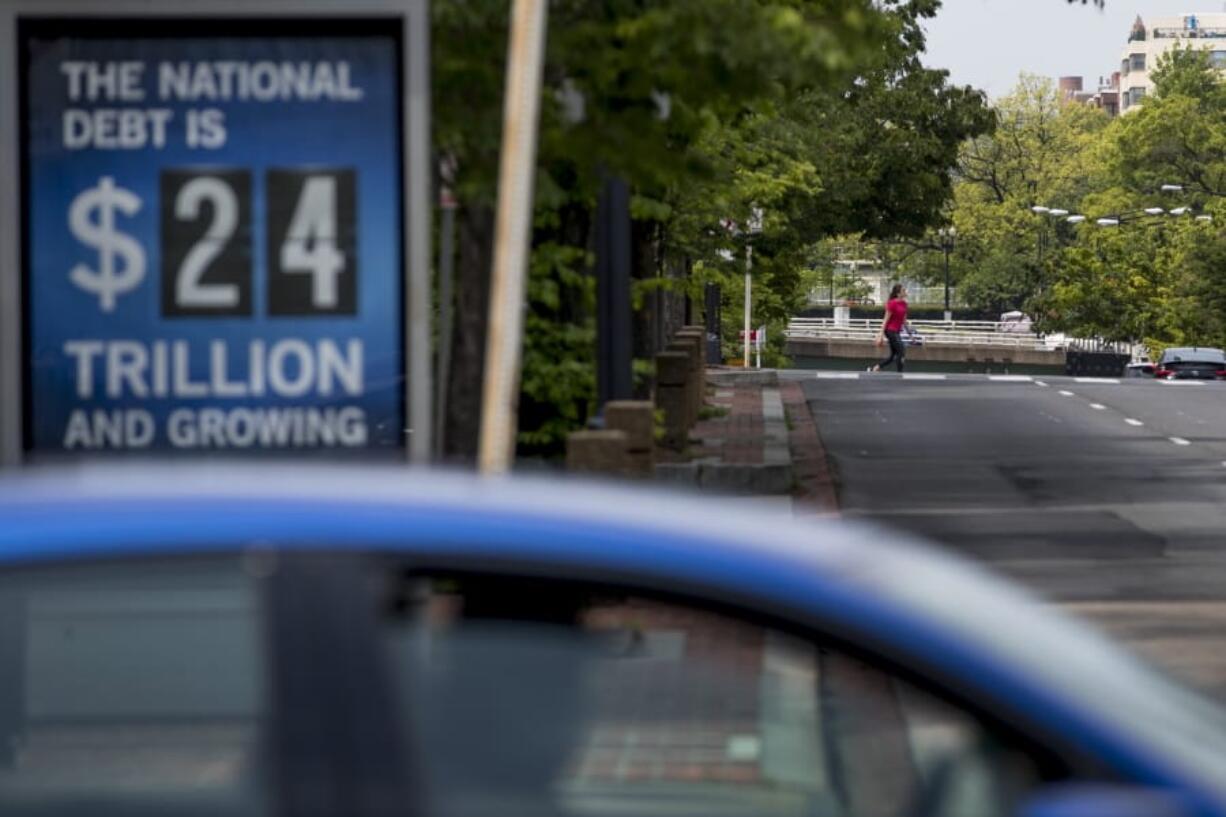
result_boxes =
[1160,380,1205,386]
[1170,437,1192,446]
[1076,378,1120,384]
[1035,381,1050,387]
[817,372,860,380]
[1125,418,1144,427]
[902,374,946,380]
[988,375,1033,382]
[1089,403,1107,410]
[1058,390,1075,397]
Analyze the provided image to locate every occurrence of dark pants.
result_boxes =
[877,330,906,372]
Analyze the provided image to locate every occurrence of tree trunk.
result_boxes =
[443,203,495,463]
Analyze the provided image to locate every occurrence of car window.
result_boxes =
[0,558,267,812]
[381,574,1056,817]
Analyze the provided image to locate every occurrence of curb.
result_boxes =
[780,381,839,515]
[707,369,779,388]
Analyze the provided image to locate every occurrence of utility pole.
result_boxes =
[478,0,549,474]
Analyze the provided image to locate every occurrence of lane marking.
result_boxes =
[1170,437,1192,446]
[817,372,860,380]
[1076,377,1120,384]
[1058,390,1075,397]
[901,374,946,380]
[1035,380,1050,387]
[988,375,1033,382]
[1160,380,1206,386]
[1125,418,1144,427]
[1089,403,1107,410]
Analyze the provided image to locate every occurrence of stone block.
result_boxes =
[604,400,655,453]
[566,430,630,475]
[656,351,691,387]
[656,385,689,450]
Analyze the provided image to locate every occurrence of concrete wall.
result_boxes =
[786,337,1066,374]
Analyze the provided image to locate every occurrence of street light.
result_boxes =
[1031,205,1050,214]
[1067,215,1087,224]
[1096,218,1121,226]
[1161,184,1185,193]
[938,226,956,321]
[1144,207,1166,216]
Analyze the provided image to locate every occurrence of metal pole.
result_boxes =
[433,195,456,458]
[478,0,548,474]
[704,282,721,364]
[407,0,433,463]
[595,176,632,408]
[943,243,951,322]
[743,245,752,368]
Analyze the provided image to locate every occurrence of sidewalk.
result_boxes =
[654,369,838,515]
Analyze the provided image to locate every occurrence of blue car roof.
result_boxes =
[3,464,1226,810]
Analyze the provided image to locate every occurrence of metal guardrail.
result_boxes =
[785,317,1064,351]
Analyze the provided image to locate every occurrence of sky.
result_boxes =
[922,0,1226,99]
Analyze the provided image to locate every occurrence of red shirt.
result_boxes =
[884,298,908,332]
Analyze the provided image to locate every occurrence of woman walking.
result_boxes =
[869,284,911,373]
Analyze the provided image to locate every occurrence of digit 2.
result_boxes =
[160,170,253,317]
[267,169,357,316]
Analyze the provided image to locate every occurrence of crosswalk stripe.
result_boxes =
[988,375,1033,382]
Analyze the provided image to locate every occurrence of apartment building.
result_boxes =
[1120,12,1226,112]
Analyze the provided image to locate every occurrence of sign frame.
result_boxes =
[0,0,431,465]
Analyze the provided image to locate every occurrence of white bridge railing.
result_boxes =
[785,317,1067,351]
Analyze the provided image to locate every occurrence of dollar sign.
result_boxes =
[68,177,146,312]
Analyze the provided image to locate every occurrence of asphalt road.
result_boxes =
[795,371,1226,698]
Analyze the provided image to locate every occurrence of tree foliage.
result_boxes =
[434,0,992,457]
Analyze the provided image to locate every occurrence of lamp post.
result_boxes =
[743,208,763,368]
[937,226,956,321]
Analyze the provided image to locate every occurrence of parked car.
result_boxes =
[1153,347,1226,380]
[999,311,1033,334]
[2,466,1226,817]
[1125,361,1156,378]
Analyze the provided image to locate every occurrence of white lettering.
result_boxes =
[172,341,208,397]
[63,410,93,449]
[61,109,173,150]
[155,60,366,102]
[168,408,196,447]
[61,62,88,101]
[225,408,257,448]
[159,62,191,100]
[152,340,169,397]
[337,62,363,101]
[268,340,315,397]
[210,340,247,397]
[199,408,227,447]
[106,340,148,398]
[64,340,103,399]
[318,339,363,396]
[251,62,278,101]
[127,410,155,447]
[62,110,91,149]
[164,406,367,449]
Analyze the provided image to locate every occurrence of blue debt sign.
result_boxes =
[21,19,404,455]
